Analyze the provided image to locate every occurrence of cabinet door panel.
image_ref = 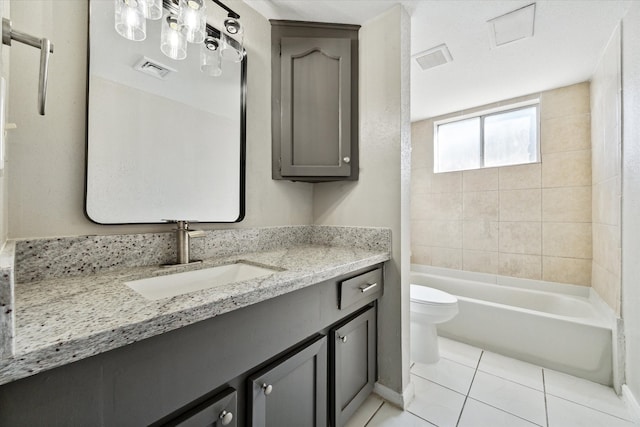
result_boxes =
[168,388,237,427]
[332,307,376,427]
[280,37,351,177]
[249,335,327,427]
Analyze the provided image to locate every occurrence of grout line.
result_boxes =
[543,369,550,427]
[456,350,484,427]
[363,401,386,427]
[546,393,636,422]
[465,396,546,427]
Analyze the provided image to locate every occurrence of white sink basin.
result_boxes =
[125,262,278,301]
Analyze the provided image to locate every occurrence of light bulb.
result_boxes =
[178,0,206,43]
[115,0,146,41]
[161,14,187,60]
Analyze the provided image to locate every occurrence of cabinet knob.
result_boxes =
[219,410,233,426]
[343,156,351,164]
[262,383,273,395]
[338,335,348,343]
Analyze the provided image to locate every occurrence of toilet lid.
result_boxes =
[410,284,457,305]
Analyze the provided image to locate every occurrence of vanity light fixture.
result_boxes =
[114,0,244,75]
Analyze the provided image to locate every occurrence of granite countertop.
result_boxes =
[0,244,389,386]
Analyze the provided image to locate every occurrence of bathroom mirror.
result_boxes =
[85,0,245,224]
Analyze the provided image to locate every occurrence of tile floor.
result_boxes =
[345,337,639,427]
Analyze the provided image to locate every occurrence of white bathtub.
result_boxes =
[411,265,615,386]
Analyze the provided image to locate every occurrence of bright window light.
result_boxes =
[434,103,539,173]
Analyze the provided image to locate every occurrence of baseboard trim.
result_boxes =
[373,380,415,410]
[622,385,640,422]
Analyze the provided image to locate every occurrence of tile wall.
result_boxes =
[591,26,622,314]
[411,83,592,286]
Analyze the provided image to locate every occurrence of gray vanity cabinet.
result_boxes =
[331,307,376,427]
[248,336,327,427]
[272,21,359,182]
[168,388,237,427]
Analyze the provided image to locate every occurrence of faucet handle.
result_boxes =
[188,230,206,238]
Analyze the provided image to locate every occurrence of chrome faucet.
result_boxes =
[174,220,206,265]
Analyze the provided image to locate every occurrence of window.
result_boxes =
[434,103,539,173]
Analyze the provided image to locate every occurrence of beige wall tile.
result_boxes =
[414,220,462,248]
[540,82,590,120]
[411,167,431,195]
[463,220,499,251]
[463,168,499,192]
[540,114,591,154]
[431,171,462,193]
[499,163,541,190]
[463,191,499,220]
[411,245,432,266]
[463,250,500,274]
[499,253,542,279]
[542,256,591,286]
[500,189,542,222]
[422,193,463,221]
[592,177,620,226]
[542,222,592,259]
[542,149,592,188]
[592,262,620,316]
[592,223,621,276]
[412,119,434,170]
[431,247,463,270]
[542,186,591,223]
[499,222,542,255]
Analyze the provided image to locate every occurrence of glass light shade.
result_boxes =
[141,0,163,20]
[220,32,244,63]
[178,0,206,43]
[114,0,146,41]
[161,15,187,60]
[201,37,222,76]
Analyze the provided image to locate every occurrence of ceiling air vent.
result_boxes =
[413,44,453,71]
[133,56,176,80]
[488,3,536,48]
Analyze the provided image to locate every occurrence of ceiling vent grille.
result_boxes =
[413,44,453,71]
[133,56,176,80]
[488,3,536,48]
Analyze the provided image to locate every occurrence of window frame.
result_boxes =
[433,99,541,173]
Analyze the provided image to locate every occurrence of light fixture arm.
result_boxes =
[2,18,54,116]
[162,0,239,20]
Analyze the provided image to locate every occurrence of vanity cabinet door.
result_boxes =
[331,307,376,427]
[271,21,359,182]
[166,388,237,427]
[248,335,327,427]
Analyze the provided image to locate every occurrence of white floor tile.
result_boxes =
[478,351,544,391]
[458,398,540,427]
[544,368,634,421]
[407,374,466,427]
[344,393,385,427]
[412,357,476,394]
[366,402,436,427]
[469,371,546,426]
[547,395,638,427]
[438,336,483,368]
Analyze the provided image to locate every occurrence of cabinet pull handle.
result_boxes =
[262,383,273,395]
[219,410,234,425]
[343,156,351,164]
[338,334,347,343]
[359,283,377,293]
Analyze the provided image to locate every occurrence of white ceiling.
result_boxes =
[243,0,632,122]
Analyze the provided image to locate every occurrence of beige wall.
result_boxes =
[591,26,622,314]
[313,5,411,399]
[411,83,593,286]
[622,0,640,408]
[6,0,313,239]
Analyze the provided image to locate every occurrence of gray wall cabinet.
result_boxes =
[0,265,383,427]
[331,308,376,427]
[272,21,359,182]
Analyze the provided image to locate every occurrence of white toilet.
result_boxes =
[410,284,459,364]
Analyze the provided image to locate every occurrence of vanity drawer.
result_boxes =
[339,268,382,310]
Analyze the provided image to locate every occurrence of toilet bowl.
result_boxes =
[410,284,459,364]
